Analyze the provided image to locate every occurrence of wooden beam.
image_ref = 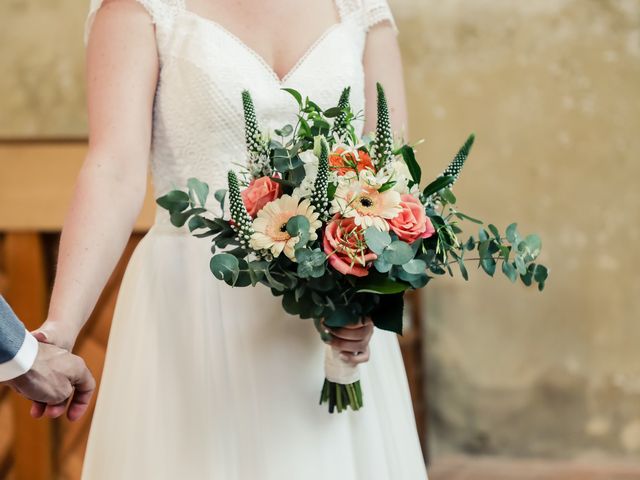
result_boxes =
[0,141,156,231]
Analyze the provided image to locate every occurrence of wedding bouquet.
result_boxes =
[157,84,548,413]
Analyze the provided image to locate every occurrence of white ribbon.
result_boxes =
[324,344,360,384]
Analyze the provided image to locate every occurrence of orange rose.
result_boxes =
[329,148,374,176]
[323,215,377,277]
[241,177,282,218]
[388,194,436,243]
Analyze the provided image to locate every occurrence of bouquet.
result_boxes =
[157,84,548,413]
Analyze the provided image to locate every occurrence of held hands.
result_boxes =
[322,317,374,366]
[6,337,95,422]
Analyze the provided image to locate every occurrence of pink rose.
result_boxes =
[387,194,436,243]
[241,177,282,218]
[323,216,377,277]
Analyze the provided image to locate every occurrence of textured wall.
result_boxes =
[0,0,87,138]
[393,0,640,459]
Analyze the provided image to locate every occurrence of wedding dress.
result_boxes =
[81,0,428,478]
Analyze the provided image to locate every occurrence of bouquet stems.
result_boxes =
[319,344,363,413]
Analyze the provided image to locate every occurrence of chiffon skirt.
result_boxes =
[81,221,428,479]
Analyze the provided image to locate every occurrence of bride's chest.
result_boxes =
[152,12,368,131]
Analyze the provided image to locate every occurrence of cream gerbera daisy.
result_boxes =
[330,173,402,231]
[250,194,321,261]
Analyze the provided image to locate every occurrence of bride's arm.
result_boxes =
[35,0,159,350]
[363,22,408,137]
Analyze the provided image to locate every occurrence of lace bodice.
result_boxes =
[83,0,397,216]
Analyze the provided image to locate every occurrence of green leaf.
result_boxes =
[480,257,496,277]
[533,264,548,283]
[502,261,518,283]
[323,107,341,118]
[378,180,397,193]
[478,228,490,242]
[282,87,303,107]
[423,175,455,198]
[524,234,542,259]
[156,190,190,213]
[371,293,404,335]
[356,276,410,294]
[454,212,483,224]
[400,145,421,185]
[170,207,206,227]
[187,178,209,207]
[324,308,358,328]
[210,253,240,286]
[506,223,519,244]
[373,256,392,273]
[439,188,457,204]
[514,255,527,275]
[286,215,311,250]
[364,227,392,255]
[465,236,476,251]
[188,215,206,232]
[214,189,227,211]
[382,241,414,265]
[402,259,426,275]
[488,224,501,241]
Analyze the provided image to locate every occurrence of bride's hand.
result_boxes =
[31,320,78,352]
[323,317,374,366]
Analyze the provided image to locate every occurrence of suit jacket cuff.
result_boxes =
[0,330,39,382]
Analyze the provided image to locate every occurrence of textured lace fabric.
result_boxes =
[83,0,397,218]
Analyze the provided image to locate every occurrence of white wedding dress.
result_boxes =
[81,0,428,478]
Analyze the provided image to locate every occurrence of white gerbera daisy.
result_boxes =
[330,173,402,231]
[250,194,321,261]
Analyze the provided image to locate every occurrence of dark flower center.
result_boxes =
[280,223,288,233]
[360,197,373,208]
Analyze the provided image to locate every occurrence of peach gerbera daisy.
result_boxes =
[330,173,402,231]
[250,194,321,260]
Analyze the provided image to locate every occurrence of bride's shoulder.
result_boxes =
[337,0,397,34]
[83,0,179,46]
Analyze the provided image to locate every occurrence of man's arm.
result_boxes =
[0,295,38,382]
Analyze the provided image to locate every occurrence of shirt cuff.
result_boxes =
[0,330,39,382]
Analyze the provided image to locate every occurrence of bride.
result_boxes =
[35,0,428,477]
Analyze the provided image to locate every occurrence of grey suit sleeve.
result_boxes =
[0,295,38,381]
[0,295,26,364]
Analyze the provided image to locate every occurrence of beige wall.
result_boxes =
[393,0,640,459]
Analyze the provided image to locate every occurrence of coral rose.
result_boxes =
[241,176,282,218]
[388,194,436,243]
[323,216,377,277]
[329,148,374,176]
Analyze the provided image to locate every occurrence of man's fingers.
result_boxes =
[30,401,46,418]
[44,401,68,419]
[67,364,96,422]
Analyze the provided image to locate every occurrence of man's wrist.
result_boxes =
[0,331,39,382]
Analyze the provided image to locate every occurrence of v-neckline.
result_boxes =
[180,10,345,86]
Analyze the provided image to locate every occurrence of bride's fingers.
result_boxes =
[330,337,368,354]
[339,347,370,365]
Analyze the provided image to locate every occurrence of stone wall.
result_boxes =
[392,0,640,459]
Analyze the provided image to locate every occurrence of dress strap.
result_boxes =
[334,0,398,34]
[83,0,183,47]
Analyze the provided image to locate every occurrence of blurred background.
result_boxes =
[1,0,639,479]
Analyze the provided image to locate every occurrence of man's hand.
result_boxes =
[5,342,95,421]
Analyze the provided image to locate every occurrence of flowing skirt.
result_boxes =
[81,221,428,479]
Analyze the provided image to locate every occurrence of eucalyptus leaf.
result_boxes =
[187,177,209,207]
[364,227,392,255]
[382,241,414,265]
[210,253,240,286]
[502,261,518,283]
